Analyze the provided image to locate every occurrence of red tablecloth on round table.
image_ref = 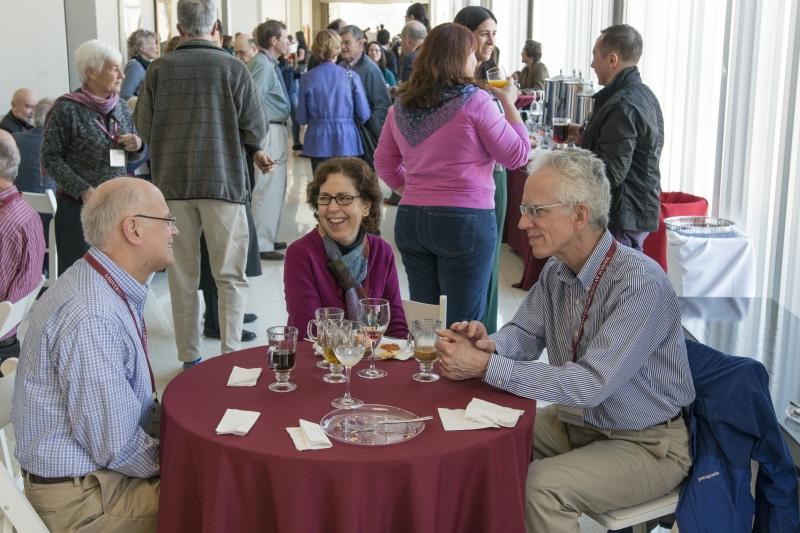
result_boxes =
[158,343,536,533]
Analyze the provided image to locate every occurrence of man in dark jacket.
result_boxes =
[0,88,36,134]
[581,24,663,251]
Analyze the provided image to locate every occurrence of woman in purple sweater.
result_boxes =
[374,23,529,326]
[284,158,408,338]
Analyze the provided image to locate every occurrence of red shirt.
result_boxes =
[0,185,45,340]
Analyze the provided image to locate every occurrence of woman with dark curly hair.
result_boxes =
[284,157,407,337]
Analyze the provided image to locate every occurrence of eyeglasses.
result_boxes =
[317,194,361,206]
[519,202,570,218]
[134,214,177,228]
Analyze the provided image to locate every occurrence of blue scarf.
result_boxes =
[322,229,369,321]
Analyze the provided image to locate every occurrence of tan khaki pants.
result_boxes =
[166,199,249,361]
[526,405,691,533]
[25,470,159,533]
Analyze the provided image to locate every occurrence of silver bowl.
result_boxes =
[664,216,735,234]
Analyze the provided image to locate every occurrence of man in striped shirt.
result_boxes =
[12,177,174,531]
[0,130,44,367]
[437,148,695,532]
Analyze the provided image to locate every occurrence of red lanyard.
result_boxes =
[571,240,618,362]
[93,117,120,144]
[84,252,157,398]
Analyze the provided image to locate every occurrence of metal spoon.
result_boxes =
[376,416,433,425]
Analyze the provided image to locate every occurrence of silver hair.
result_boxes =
[339,25,364,42]
[33,98,53,128]
[539,147,610,229]
[401,21,427,42]
[177,0,217,38]
[0,132,20,182]
[74,40,123,84]
[127,29,157,58]
[80,179,147,248]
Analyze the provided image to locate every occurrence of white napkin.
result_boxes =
[286,419,333,450]
[465,397,524,427]
[438,408,496,431]
[215,408,261,436]
[226,366,262,387]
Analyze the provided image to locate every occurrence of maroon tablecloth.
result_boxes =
[158,343,536,533]
[505,166,549,290]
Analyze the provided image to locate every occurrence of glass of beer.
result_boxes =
[307,307,344,369]
[552,117,571,148]
[266,326,298,392]
[321,319,349,384]
[331,326,368,409]
[486,67,509,88]
[409,318,442,382]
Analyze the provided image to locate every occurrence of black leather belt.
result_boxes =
[23,470,83,485]
[269,120,287,126]
[653,413,683,428]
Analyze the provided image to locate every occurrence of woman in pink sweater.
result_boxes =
[374,23,529,326]
[284,158,407,338]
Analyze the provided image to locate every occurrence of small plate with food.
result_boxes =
[375,337,414,361]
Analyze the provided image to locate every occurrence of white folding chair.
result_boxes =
[21,190,57,288]
[0,373,50,533]
[402,295,447,327]
[0,276,45,340]
[585,488,679,533]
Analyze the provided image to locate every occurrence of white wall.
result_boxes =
[0,0,70,106]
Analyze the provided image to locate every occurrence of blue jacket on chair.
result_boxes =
[676,340,799,532]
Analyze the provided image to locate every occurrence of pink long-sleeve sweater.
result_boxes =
[374,90,530,209]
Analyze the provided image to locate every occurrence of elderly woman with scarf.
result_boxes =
[284,157,407,338]
[374,23,528,327]
[42,39,144,273]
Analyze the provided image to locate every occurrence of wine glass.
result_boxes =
[266,326,298,392]
[307,307,344,369]
[331,325,368,409]
[409,318,441,382]
[357,298,390,379]
[486,66,509,88]
[321,319,349,384]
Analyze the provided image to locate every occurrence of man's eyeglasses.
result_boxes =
[519,203,570,218]
[134,214,177,228]
[317,194,361,206]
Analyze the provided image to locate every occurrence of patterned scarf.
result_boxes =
[322,228,370,321]
[395,84,479,146]
[58,85,119,116]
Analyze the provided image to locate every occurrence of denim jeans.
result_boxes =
[395,205,497,326]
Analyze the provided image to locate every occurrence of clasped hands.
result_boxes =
[435,320,496,381]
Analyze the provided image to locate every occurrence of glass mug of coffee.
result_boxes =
[267,326,298,392]
[408,318,442,383]
[307,307,344,369]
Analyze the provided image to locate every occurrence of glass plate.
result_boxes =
[320,404,426,446]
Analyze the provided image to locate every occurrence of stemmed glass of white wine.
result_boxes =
[331,324,368,409]
[357,298,390,379]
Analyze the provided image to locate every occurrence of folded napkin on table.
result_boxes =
[287,419,333,451]
[215,408,261,436]
[226,366,263,387]
[438,398,525,431]
[465,397,524,427]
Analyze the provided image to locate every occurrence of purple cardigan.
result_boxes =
[284,230,408,338]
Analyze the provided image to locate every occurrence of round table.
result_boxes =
[157,343,536,533]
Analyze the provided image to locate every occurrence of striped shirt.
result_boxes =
[485,231,695,431]
[12,249,159,478]
[0,185,45,340]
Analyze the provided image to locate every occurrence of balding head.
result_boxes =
[11,88,37,125]
[0,130,21,184]
[81,178,178,280]
[401,21,426,54]
[233,33,257,63]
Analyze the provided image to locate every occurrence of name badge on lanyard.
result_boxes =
[109,149,126,167]
[558,405,585,426]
